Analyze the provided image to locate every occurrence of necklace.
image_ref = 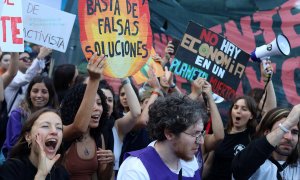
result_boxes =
[77,134,91,156]
[84,147,90,156]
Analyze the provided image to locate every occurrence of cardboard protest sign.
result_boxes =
[22,0,75,52]
[0,0,24,52]
[78,0,152,78]
[132,48,165,84]
[170,21,250,100]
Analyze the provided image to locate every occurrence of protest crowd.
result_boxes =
[0,1,300,180]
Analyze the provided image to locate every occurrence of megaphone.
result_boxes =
[250,34,291,75]
[251,34,291,62]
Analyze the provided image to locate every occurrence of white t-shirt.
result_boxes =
[112,126,123,170]
[248,160,300,180]
[5,58,45,115]
[117,141,199,180]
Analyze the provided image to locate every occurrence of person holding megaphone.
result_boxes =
[249,34,291,121]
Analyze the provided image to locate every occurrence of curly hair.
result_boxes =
[147,93,207,141]
[60,84,109,147]
[226,96,257,133]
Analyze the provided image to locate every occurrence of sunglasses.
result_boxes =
[19,57,32,63]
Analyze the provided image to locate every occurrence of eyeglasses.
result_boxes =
[182,130,206,144]
[19,57,32,63]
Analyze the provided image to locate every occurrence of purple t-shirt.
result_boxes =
[2,108,24,158]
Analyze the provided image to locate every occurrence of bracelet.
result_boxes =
[278,123,289,133]
[169,83,176,89]
[121,78,130,86]
[152,91,161,96]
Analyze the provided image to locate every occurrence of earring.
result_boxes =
[28,142,32,149]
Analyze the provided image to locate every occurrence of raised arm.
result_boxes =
[266,104,300,146]
[1,52,19,88]
[115,78,141,140]
[232,104,300,179]
[161,41,174,67]
[63,54,106,140]
[189,78,224,154]
[260,60,276,117]
[165,66,181,94]
[9,48,51,88]
[136,68,162,128]
[201,80,224,153]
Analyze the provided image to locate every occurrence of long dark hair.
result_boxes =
[10,108,62,159]
[21,75,59,114]
[99,80,119,119]
[60,84,109,148]
[226,96,257,133]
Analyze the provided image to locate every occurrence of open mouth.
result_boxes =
[91,114,100,120]
[235,117,241,121]
[45,139,58,150]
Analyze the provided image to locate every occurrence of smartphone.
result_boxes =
[170,38,181,55]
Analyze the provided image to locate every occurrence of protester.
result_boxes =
[232,106,300,179]
[248,59,276,120]
[157,66,181,95]
[101,76,141,176]
[188,78,224,178]
[0,53,19,162]
[205,95,257,180]
[2,75,59,158]
[0,108,69,179]
[118,68,161,168]
[0,53,19,88]
[0,52,11,75]
[116,78,140,116]
[60,54,114,180]
[117,93,207,180]
[4,47,52,115]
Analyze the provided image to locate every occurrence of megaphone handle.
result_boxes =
[262,59,273,76]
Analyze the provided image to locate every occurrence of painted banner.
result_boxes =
[148,0,300,109]
[132,47,164,84]
[78,0,152,78]
[0,0,24,52]
[170,22,250,100]
[22,0,75,52]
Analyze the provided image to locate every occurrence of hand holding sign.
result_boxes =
[192,78,205,95]
[78,0,152,78]
[170,22,250,101]
[37,47,52,60]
